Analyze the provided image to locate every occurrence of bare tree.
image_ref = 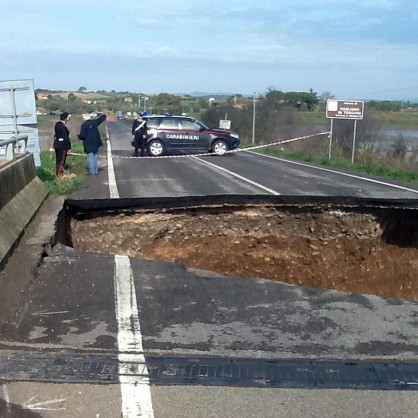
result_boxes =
[391,134,407,159]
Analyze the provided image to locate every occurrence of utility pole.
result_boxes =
[252,92,256,145]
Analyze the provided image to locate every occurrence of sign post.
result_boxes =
[326,99,364,162]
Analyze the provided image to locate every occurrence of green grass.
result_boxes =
[375,111,418,127]
[37,140,87,195]
[36,115,59,137]
[36,114,109,195]
[298,111,329,126]
[298,110,418,128]
[37,113,87,195]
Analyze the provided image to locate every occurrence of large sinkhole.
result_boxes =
[63,196,418,301]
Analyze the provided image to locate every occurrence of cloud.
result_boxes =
[1,0,418,99]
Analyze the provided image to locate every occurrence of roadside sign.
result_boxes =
[0,79,40,166]
[219,119,231,130]
[326,99,364,120]
[326,99,365,164]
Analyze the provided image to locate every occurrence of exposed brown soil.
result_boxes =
[69,205,418,301]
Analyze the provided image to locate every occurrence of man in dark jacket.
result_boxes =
[53,111,71,176]
[78,113,107,175]
[131,111,148,157]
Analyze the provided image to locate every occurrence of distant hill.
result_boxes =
[51,91,110,100]
[179,91,239,98]
[36,90,111,101]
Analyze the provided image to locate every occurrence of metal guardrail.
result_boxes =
[0,135,28,161]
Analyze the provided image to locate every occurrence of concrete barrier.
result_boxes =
[0,153,48,270]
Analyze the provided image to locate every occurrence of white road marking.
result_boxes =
[107,139,120,198]
[2,383,11,416]
[31,310,69,317]
[192,156,281,195]
[23,395,66,411]
[114,255,154,418]
[245,150,418,195]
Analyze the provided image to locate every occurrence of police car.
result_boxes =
[144,115,240,156]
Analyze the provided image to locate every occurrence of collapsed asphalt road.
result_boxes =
[0,194,418,418]
[2,194,417,363]
[69,196,418,301]
[2,120,418,416]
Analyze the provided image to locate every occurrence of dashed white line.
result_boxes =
[114,255,154,418]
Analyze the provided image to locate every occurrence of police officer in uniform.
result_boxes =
[53,111,71,176]
[131,111,148,157]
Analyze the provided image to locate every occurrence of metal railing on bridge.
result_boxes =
[0,135,28,162]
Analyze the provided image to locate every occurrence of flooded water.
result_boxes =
[381,128,418,140]
[369,128,418,158]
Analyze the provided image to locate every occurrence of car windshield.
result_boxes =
[180,119,204,130]
[192,119,208,130]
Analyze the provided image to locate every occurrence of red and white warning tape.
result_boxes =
[52,131,330,160]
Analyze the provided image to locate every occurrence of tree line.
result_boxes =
[36,88,417,161]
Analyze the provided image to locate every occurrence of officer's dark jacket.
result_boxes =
[79,114,106,154]
[53,121,71,150]
[132,118,147,139]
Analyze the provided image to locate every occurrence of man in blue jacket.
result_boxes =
[78,113,107,175]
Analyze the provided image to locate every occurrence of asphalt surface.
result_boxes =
[4,241,418,361]
[1,121,418,417]
[103,119,418,199]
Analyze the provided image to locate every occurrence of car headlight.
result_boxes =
[229,133,239,139]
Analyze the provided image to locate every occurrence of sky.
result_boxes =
[1,0,418,101]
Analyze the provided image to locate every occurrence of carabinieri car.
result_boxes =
[144,115,240,156]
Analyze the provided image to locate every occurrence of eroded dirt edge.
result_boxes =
[68,203,418,301]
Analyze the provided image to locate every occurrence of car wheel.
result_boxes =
[148,140,165,157]
[212,140,228,156]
